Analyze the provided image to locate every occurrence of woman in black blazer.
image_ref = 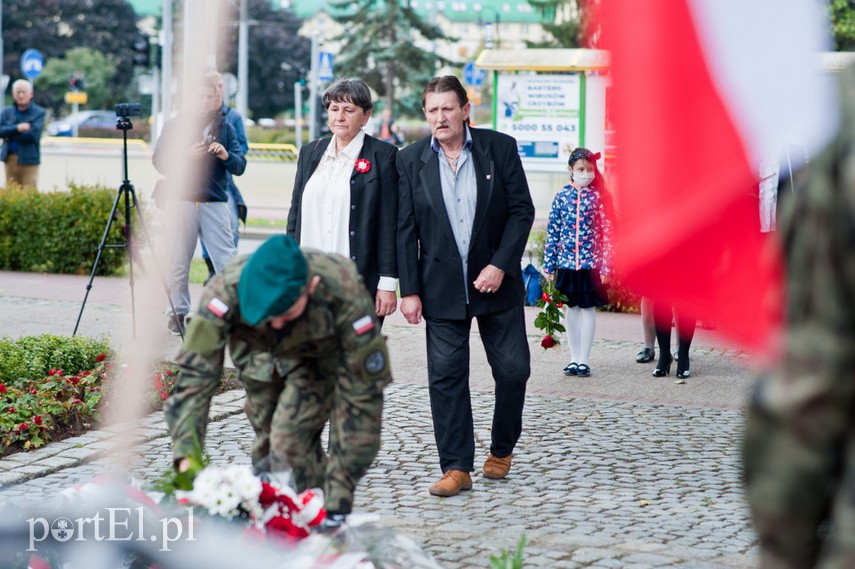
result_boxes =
[287,79,399,317]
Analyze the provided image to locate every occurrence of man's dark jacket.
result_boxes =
[0,102,46,165]
[287,134,398,297]
[396,127,534,319]
[152,113,246,203]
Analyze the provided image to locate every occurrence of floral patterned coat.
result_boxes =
[543,183,614,276]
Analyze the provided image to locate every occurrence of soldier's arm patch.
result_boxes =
[364,349,386,374]
[206,297,230,318]
[352,315,374,335]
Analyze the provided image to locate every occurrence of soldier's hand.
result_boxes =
[401,294,422,325]
[176,458,192,473]
[17,122,31,133]
[375,290,397,317]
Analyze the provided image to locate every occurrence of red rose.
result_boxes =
[259,482,278,507]
[69,377,80,387]
[165,369,174,377]
[541,335,558,349]
[355,158,371,173]
[31,389,37,395]
[159,392,168,400]
[0,383,6,394]
[33,415,43,425]
[266,516,308,539]
[18,423,29,433]
[95,354,107,362]
[556,302,564,308]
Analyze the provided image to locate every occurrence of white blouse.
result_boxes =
[299,131,397,292]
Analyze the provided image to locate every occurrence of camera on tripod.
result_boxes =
[116,103,142,117]
[115,103,142,131]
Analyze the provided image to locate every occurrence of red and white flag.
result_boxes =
[601,0,839,352]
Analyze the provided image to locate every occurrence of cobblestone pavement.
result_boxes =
[0,375,755,568]
[1,269,760,567]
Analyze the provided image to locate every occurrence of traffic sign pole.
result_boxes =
[309,32,319,141]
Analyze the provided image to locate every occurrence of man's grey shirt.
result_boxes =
[431,126,477,303]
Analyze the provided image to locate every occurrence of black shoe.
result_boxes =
[563,362,578,376]
[576,364,591,377]
[315,513,347,534]
[652,353,672,377]
[167,314,186,336]
[676,357,691,379]
[635,348,655,363]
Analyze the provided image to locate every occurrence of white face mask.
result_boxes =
[573,171,595,187]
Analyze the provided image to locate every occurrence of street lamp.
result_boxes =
[478,6,500,49]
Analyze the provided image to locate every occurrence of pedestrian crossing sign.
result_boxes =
[318,52,334,82]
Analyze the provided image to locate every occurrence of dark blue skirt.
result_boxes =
[554,268,607,309]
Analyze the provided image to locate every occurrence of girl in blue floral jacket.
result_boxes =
[543,147,614,377]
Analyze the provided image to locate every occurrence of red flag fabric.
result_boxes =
[601,0,838,353]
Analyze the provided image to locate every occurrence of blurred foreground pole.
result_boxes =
[237,0,249,121]
[159,0,174,140]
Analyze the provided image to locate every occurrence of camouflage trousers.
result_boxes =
[243,357,389,515]
[744,376,855,569]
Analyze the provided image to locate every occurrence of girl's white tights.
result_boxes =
[566,306,597,366]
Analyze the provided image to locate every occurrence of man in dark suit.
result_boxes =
[397,75,535,497]
[287,78,398,317]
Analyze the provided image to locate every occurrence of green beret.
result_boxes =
[238,235,308,325]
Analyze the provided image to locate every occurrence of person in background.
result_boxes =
[200,71,249,283]
[543,147,614,378]
[397,75,534,497]
[153,76,245,335]
[287,78,399,319]
[651,304,695,379]
[375,107,403,147]
[0,79,46,188]
[635,297,656,363]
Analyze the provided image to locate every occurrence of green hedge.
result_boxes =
[0,334,110,383]
[0,183,125,275]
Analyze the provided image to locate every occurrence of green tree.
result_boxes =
[223,0,311,119]
[2,0,141,113]
[329,0,457,117]
[35,48,117,115]
[527,0,601,48]
[829,0,855,50]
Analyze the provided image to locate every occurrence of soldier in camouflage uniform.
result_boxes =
[744,64,855,568]
[164,235,392,519]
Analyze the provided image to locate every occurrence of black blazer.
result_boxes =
[287,134,398,296]
[397,127,535,320]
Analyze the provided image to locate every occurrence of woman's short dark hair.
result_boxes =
[322,79,374,112]
[421,75,469,109]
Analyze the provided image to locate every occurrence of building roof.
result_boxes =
[127,0,161,18]
[128,0,552,24]
[287,0,551,24]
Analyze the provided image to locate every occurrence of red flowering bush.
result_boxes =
[533,281,568,350]
[0,360,108,451]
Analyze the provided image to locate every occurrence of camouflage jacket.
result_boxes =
[164,250,390,461]
[744,63,855,568]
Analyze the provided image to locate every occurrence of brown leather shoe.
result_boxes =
[483,453,513,479]
[428,470,473,497]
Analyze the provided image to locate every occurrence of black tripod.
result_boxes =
[73,113,183,340]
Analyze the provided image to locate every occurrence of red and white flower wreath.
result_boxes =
[355,158,371,173]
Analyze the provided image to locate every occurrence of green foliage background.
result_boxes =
[0,184,125,275]
[35,47,118,115]
[0,335,109,383]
